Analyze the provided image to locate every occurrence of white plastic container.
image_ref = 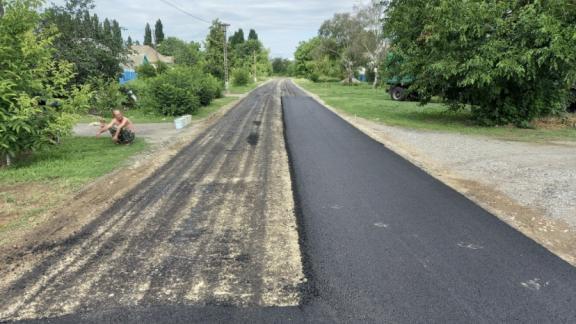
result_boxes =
[174,115,193,130]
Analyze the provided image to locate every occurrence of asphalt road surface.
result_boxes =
[1,79,576,323]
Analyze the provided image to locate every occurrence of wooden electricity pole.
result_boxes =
[222,23,230,93]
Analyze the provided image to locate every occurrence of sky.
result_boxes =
[49,0,369,59]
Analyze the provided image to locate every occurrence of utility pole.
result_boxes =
[253,50,257,83]
[222,23,230,93]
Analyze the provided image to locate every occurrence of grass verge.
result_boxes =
[0,137,147,237]
[296,79,576,143]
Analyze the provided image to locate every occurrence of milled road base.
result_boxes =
[0,80,304,321]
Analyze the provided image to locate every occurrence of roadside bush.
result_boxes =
[128,66,222,116]
[136,63,157,79]
[0,0,92,163]
[232,69,251,87]
[155,61,170,75]
[89,79,125,116]
[150,82,200,116]
[307,72,320,83]
[198,75,224,106]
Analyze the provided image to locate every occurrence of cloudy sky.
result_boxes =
[50,0,368,58]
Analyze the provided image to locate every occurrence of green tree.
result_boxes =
[126,35,133,47]
[294,37,336,80]
[272,58,293,76]
[204,20,225,80]
[229,28,245,47]
[144,22,152,46]
[42,0,126,84]
[157,36,202,66]
[0,0,91,164]
[248,29,258,41]
[385,0,576,126]
[154,19,164,45]
[111,19,123,51]
[319,12,369,83]
[102,18,111,39]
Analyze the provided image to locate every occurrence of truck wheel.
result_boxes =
[390,87,405,101]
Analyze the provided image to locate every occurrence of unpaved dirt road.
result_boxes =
[0,80,304,321]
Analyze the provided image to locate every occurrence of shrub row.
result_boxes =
[127,66,223,116]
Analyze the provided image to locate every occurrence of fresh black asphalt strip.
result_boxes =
[7,80,576,323]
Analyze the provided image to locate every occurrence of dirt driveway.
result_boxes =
[74,123,180,145]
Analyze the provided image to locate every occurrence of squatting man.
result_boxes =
[96,110,136,144]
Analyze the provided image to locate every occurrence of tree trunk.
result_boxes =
[0,1,4,19]
[373,73,379,89]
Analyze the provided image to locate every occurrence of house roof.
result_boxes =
[123,45,174,69]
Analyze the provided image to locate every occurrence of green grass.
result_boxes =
[228,80,264,95]
[0,137,147,187]
[0,137,147,237]
[193,96,237,119]
[296,79,576,142]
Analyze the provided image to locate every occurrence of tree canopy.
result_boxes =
[42,0,126,84]
[385,0,576,125]
[144,22,152,46]
[154,19,164,45]
[0,0,91,161]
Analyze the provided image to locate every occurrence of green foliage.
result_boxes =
[155,61,169,74]
[136,63,157,79]
[128,66,222,116]
[385,0,576,126]
[88,79,125,115]
[144,22,152,46]
[42,0,126,84]
[157,37,202,66]
[154,19,164,45]
[206,23,270,82]
[229,28,245,47]
[271,57,293,76]
[248,29,258,41]
[198,75,224,105]
[232,69,251,87]
[294,37,341,81]
[204,20,225,80]
[0,0,91,159]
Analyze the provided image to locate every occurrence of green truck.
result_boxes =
[386,75,415,101]
[384,52,416,101]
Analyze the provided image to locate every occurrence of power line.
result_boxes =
[158,0,212,24]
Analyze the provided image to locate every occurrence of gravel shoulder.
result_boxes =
[295,82,576,266]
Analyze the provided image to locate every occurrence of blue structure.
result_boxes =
[119,70,138,85]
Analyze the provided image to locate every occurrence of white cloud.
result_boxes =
[49,0,369,58]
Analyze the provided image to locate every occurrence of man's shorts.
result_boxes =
[109,127,135,144]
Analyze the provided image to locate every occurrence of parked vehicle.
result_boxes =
[384,52,416,101]
[387,75,415,101]
[568,88,576,113]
